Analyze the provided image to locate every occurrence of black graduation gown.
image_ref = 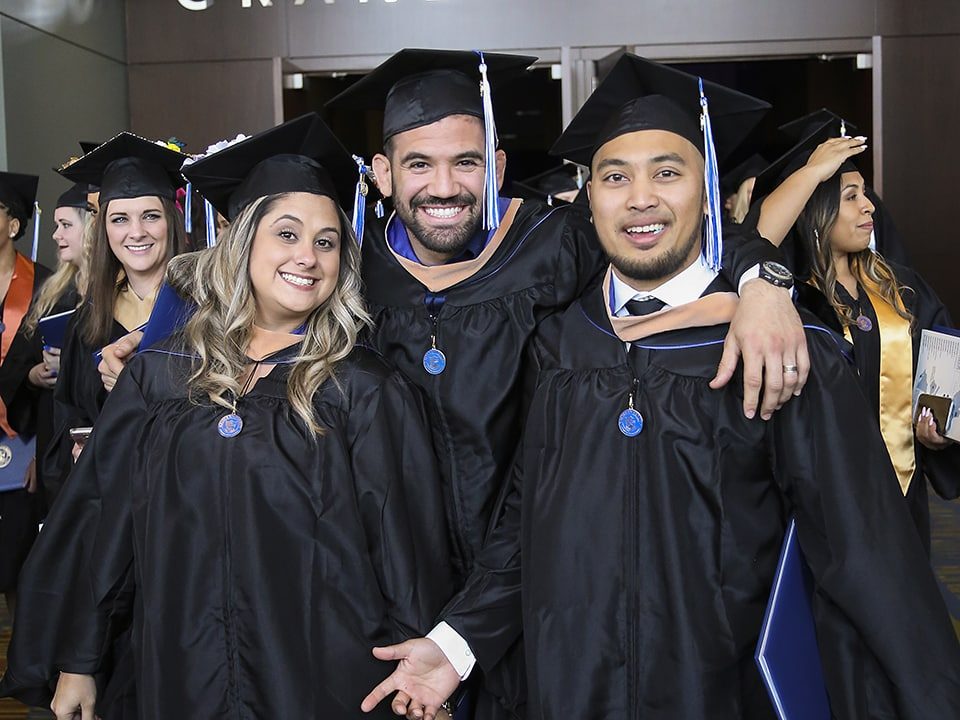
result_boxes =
[45,312,130,501]
[362,204,779,716]
[442,278,960,720]
[0,260,52,592]
[831,263,960,549]
[0,341,454,719]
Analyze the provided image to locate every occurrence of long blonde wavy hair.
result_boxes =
[796,172,913,329]
[167,192,371,436]
[23,206,93,336]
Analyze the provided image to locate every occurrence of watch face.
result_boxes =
[763,261,792,282]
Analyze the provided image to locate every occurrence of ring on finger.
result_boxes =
[782,364,799,373]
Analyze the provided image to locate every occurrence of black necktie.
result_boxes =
[625,297,667,316]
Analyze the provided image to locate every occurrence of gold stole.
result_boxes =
[602,266,739,342]
[844,281,915,495]
[385,198,522,292]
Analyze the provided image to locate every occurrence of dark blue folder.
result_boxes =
[38,308,76,348]
[140,282,194,350]
[0,434,36,493]
[755,518,831,720]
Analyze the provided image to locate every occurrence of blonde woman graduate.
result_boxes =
[0,114,454,720]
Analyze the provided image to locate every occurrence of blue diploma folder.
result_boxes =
[755,518,831,720]
[0,434,36,493]
[38,308,76,348]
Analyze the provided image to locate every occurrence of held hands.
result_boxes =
[98,329,144,392]
[804,136,868,184]
[361,638,461,720]
[51,672,98,720]
[916,406,954,450]
[711,280,809,420]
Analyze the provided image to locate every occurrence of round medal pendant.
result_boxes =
[855,314,873,332]
[618,408,644,437]
[423,348,447,375]
[217,413,243,438]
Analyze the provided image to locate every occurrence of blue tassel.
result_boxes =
[351,155,368,246]
[30,201,40,262]
[184,182,193,234]
[698,78,723,271]
[204,199,217,248]
[375,199,385,219]
[476,51,501,231]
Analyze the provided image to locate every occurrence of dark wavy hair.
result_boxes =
[795,172,912,329]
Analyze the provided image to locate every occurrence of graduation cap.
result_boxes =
[0,172,39,240]
[752,119,864,204]
[551,53,771,270]
[327,48,536,231]
[513,163,588,206]
[55,183,94,211]
[778,109,858,143]
[59,132,187,209]
[720,153,768,197]
[181,113,360,224]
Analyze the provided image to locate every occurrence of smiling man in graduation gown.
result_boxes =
[328,51,811,716]
[360,54,960,720]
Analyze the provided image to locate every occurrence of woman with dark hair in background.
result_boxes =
[47,134,188,473]
[0,172,51,617]
[754,135,960,550]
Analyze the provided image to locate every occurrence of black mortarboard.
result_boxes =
[550,53,771,167]
[720,153,768,196]
[752,119,864,203]
[778,109,859,143]
[56,183,93,211]
[0,172,39,240]
[513,163,588,206]
[59,133,186,208]
[552,53,770,270]
[326,48,536,141]
[181,113,359,221]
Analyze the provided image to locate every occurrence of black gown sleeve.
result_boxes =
[44,314,100,498]
[718,223,785,289]
[768,329,960,719]
[549,205,608,307]
[0,357,144,706]
[349,371,456,638]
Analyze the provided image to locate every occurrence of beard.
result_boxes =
[394,189,483,257]
[608,221,702,283]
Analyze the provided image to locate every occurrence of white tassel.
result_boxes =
[698,78,723,271]
[477,51,501,231]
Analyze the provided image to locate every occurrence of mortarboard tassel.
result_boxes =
[351,155,369,246]
[204,199,217,248]
[30,202,40,262]
[476,51,501,231]
[375,199,384,219]
[184,182,193,234]
[698,78,723,272]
